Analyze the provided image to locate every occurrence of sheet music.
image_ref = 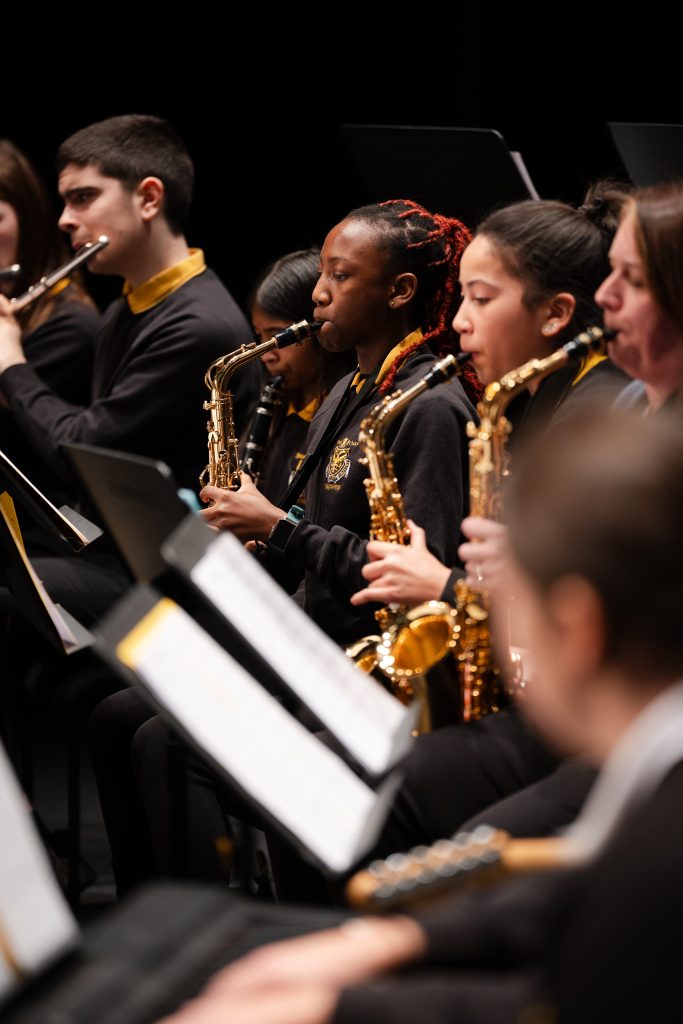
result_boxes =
[0,502,79,648]
[189,532,416,775]
[0,742,79,1001]
[116,599,397,872]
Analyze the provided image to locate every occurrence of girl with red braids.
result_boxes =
[199,200,478,646]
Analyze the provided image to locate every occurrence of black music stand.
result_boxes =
[0,447,102,552]
[62,443,193,583]
[0,497,93,656]
[608,122,683,186]
[341,124,539,228]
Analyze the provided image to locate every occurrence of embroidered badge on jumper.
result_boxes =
[325,437,358,487]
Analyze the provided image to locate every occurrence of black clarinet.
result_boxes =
[242,375,285,482]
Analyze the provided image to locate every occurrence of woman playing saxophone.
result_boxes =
[351,183,629,612]
[197,199,479,650]
[243,248,355,503]
[344,182,631,864]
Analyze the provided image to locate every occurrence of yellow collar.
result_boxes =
[350,328,424,393]
[572,350,606,386]
[286,396,319,423]
[49,277,71,299]
[123,249,206,313]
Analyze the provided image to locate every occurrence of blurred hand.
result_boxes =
[458,516,508,593]
[154,918,425,1024]
[155,984,337,1024]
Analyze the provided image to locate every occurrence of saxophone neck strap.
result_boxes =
[277,371,380,511]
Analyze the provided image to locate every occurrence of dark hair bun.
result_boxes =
[578,179,633,236]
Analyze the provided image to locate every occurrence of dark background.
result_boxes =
[3,20,681,316]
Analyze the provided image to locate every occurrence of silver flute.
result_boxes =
[10,235,109,312]
[0,264,20,281]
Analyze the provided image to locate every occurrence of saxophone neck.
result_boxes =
[359,379,427,453]
[480,325,607,423]
[206,339,275,393]
[204,319,322,394]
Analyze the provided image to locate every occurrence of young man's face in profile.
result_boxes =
[57,163,146,277]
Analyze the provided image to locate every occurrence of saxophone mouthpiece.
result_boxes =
[274,319,322,350]
[562,325,612,360]
[423,351,473,389]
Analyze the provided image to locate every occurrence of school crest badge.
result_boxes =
[325,436,357,485]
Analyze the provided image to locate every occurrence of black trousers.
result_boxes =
[87,688,237,896]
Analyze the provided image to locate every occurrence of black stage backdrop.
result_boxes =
[3,19,680,318]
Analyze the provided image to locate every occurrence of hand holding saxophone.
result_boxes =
[199,471,285,541]
[350,520,452,607]
[458,516,509,594]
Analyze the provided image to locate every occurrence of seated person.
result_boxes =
[157,405,683,1024]
[244,247,355,504]
[0,138,100,504]
[0,114,259,624]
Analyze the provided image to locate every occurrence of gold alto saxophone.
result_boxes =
[346,351,473,733]
[9,236,109,311]
[199,320,321,493]
[454,325,609,721]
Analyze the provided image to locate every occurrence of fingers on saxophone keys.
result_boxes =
[351,585,392,607]
[362,559,388,581]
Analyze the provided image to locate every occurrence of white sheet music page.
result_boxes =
[116,599,393,873]
[189,532,415,775]
[0,743,78,1001]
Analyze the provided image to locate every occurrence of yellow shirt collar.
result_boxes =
[572,350,606,386]
[49,277,71,299]
[285,396,319,423]
[350,328,424,393]
[123,249,206,314]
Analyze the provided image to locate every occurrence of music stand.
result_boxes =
[0,497,92,655]
[341,123,539,227]
[608,122,683,186]
[62,443,192,584]
[0,448,101,552]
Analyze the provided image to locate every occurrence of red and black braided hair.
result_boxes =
[343,199,480,401]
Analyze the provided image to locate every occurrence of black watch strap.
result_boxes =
[268,504,304,554]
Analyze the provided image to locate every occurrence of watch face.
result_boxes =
[269,517,296,552]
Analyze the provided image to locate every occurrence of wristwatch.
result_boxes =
[267,504,304,554]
